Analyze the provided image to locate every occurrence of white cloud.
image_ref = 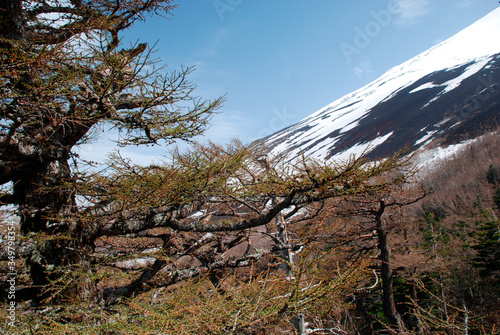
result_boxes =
[76,140,168,167]
[202,111,256,144]
[392,0,432,27]
[75,126,171,167]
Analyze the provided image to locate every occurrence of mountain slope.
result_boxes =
[259,8,500,161]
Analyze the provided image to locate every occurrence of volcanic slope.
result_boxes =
[259,8,500,162]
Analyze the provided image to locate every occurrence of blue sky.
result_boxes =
[79,0,499,164]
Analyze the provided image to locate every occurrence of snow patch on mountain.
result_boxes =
[409,82,439,94]
[421,58,492,107]
[413,137,478,175]
[261,8,500,163]
[330,132,394,162]
[415,130,438,146]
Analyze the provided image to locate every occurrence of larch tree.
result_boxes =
[0,0,223,299]
[0,0,408,306]
[0,0,221,235]
[334,176,427,331]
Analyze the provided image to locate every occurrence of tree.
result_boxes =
[0,0,223,300]
[0,0,222,235]
[487,164,499,185]
[494,187,500,209]
[0,0,407,308]
[334,175,427,332]
[473,219,500,277]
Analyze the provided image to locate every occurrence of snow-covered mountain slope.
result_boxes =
[257,8,500,162]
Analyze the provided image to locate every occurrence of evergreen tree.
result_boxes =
[487,164,499,185]
[473,220,500,277]
[494,187,500,209]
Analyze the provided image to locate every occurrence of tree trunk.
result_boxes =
[0,0,23,41]
[375,201,404,330]
[291,314,307,335]
[13,151,78,300]
[409,282,422,332]
[276,212,293,276]
[356,296,374,335]
[16,157,74,234]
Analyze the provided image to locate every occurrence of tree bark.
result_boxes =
[12,149,78,298]
[276,212,293,276]
[0,0,23,41]
[16,155,74,234]
[356,296,374,335]
[375,200,404,330]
